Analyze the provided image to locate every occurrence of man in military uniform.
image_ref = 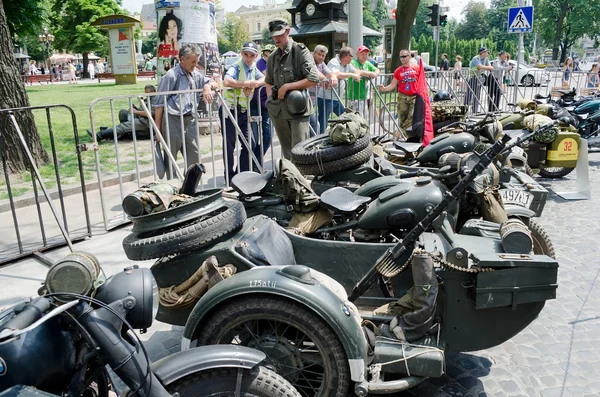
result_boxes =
[264,18,319,159]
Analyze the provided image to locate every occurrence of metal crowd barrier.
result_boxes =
[0,105,92,266]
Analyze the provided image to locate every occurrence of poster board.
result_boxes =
[109,28,135,75]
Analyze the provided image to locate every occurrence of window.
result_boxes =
[257,22,261,31]
[246,24,250,32]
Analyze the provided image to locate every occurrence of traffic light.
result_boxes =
[439,14,448,27]
[427,4,440,27]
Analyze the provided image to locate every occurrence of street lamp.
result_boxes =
[38,28,55,70]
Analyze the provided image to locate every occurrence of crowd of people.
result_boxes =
[23,59,108,83]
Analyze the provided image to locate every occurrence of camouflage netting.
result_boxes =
[123,182,193,216]
[431,100,467,122]
[522,114,559,144]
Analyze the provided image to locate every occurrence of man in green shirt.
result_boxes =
[145,58,154,71]
[348,45,379,118]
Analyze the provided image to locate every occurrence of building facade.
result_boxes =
[236,0,292,43]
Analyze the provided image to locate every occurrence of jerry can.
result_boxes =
[545,131,580,168]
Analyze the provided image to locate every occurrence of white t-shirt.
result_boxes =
[319,56,357,101]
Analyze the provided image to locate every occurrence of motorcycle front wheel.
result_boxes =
[538,166,574,178]
[166,366,301,397]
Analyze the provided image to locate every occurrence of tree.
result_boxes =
[392,0,420,69]
[220,13,250,53]
[454,1,489,40]
[142,31,157,57]
[261,28,275,46]
[534,0,600,62]
[3,0,49,40]
[50,0,122,78]
[363,0,387,51]
[411,0,433,41]
[0,0,49,174]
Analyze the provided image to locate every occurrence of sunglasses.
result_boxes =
[400,55,409,58]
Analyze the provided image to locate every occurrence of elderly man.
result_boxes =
[308,45,338,136]
[264,18,319,159]
[154,43,219,178]
[465,47,494,113]
[348,45,380,119]
[317,46,361,134]
[221,41,265,182]
[489,50,513,111]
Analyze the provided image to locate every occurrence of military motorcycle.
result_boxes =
[0,252,300,397]
[150,133,559,397]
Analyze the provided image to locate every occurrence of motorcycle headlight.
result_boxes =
[44,252,103,302]
[95,266,157,330]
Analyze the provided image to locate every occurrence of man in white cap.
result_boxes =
[264,18,319,159]
[221,41,265,182]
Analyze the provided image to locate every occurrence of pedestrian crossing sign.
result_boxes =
[508,6,534,33]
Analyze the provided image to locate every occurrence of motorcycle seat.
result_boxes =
[555,89,574,95]
[393,141,423,153]
[231,171,274,196]
[320,187,371,213]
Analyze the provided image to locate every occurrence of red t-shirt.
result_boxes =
[393,65,419,95]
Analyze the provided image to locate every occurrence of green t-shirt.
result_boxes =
[145,60,153,71]
[349,59,378,101]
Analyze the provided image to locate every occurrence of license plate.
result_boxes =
[500,189,533,208]
[511,146,525,156]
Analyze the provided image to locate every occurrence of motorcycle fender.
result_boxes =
[152,345,266,386]
[505,204,536,218]
[181,266,368,383]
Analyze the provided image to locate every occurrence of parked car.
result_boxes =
[136,53,145,71]
[492,60,551,87]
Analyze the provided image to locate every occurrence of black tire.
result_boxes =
[122,200,246,260]
[165,366,301,397]
[295,144,373,176]
[291,133,370,165]
[538,166,574,178]
[525,164,535,177]
[196,296,350,397]
[528,218,556,258]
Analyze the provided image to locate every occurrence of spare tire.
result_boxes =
[295,144,373,176]
[122,200,246,261]
[291,133,370,165]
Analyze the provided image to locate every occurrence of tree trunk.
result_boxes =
[0,0,49,175]
[82,52,89,79]
[552,2,569,61]
[392,0,420,70]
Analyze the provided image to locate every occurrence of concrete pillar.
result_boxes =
[348,0,363,51]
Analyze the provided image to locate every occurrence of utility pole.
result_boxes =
[348,0,363,51]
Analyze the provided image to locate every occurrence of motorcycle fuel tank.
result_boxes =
[417,132,476,164]
[0,307,76,394]
[574,99,600,115]
[357,176,456,231]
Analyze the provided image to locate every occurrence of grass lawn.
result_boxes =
[2,81,220,200]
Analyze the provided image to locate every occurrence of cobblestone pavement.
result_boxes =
[1,152,599,397]
[403,150,600,397]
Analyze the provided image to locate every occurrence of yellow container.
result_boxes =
[545,131,580,168]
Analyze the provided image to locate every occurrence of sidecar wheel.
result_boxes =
[538,166,574,179]
[295,144,373,176]
[292,133,370,165]
[165,366,301,397]
[528,218,555,258]
[196,296,350,397]
[122,200,246,260]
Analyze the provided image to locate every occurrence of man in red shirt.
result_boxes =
[379,49,419,139]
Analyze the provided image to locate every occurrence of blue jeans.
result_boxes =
[250,101,271,167]
[308,113,319,137]
[317,97,344,135]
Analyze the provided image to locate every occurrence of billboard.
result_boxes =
[108,28,135,74]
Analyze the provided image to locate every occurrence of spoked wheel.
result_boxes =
[197,296,350,397]
[528,218,556,258]
[166,366,301,397]
[538,166,574,179]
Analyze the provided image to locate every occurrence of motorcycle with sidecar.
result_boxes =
[0,252,300,397]
[148,135,559,397]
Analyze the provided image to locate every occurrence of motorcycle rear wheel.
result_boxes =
[166,366,301,397]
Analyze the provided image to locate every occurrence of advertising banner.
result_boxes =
[108,28,135,74]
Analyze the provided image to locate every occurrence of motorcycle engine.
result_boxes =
[438,152,499,193]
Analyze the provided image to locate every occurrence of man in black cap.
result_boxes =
[465,47,494,113]
[264,18,319,159]
[221,41,265,182]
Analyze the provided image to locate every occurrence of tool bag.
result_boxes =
[276,158,321,212]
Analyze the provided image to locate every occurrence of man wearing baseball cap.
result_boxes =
[465,47,494,113]
[264,18,319,159]
[349,45,380,118]
[221,41,265,182]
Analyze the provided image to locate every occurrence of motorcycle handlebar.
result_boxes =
[0,297,51,333]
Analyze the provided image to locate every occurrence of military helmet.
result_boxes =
[286,90,308,115]
[433,90,451,102]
